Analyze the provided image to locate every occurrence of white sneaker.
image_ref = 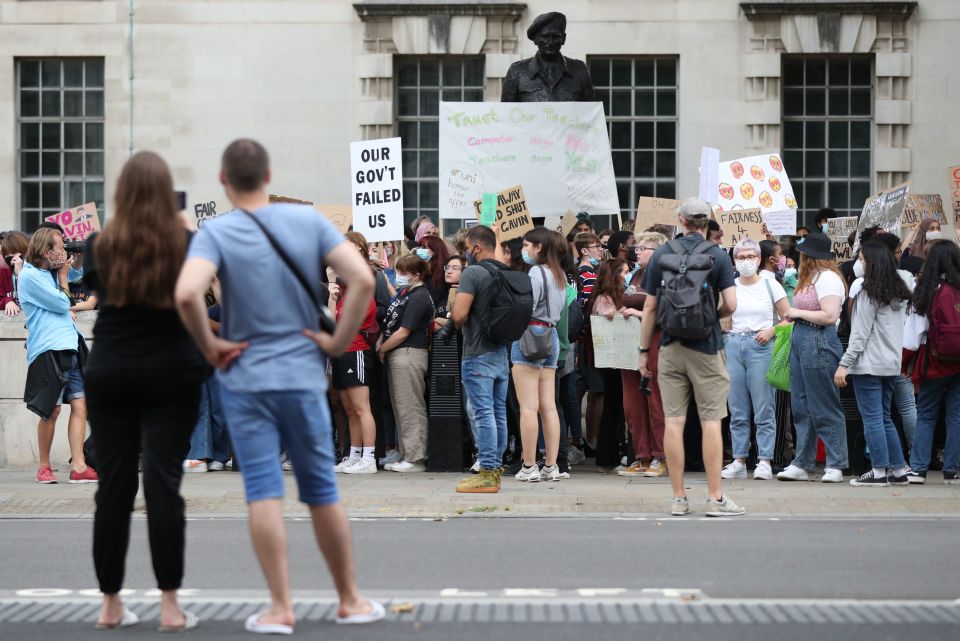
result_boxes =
[776,464,809,481]
[540,464,567,481]
[821,468,843,483]
[182,460,208,473]
[343,458,377,474]
[753,460,773,480]
[721,461,747,480]
[335,456,360,473]
[705,495,747,517]
[389,460,426,473]
[568,446,586,466]
[515,464,541,482]
[671,497,690,516]
[470,460,481,473]
[378,450,401,467]
[207,461,225,472]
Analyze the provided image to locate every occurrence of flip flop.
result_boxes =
[335,600,386,625]
[159,610,199,633]
[95,607,140,630]
[244,613,294,635]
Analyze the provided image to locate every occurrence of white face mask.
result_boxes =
[853,260,865,279]
[736,260,758,277]
[926,230,942,242]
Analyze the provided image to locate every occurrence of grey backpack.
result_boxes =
[655,239,717,340]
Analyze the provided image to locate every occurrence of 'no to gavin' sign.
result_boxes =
[350,137,404,243]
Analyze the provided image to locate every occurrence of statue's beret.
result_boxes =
[527,12,566,40]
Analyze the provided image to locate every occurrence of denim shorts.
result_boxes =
[510,326,560,369]
[219,385,339,506]
[60,355,85,403]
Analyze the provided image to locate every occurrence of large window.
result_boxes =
[782,57,872,224]
[17,58,105,232]
[396,57,484,227]
[589,57,678,230]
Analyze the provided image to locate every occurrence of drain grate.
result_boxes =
[1,598,958,625]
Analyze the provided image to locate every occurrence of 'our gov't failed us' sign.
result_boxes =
[350,137,404,243]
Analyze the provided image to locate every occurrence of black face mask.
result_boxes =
[626,247,638,263]
[465,249,477,266]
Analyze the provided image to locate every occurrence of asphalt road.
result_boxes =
[1,517,958,640]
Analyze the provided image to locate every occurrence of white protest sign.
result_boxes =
[439,102,619,219]
[717,154,798,227]
[590,315,642,370]
[761,210,797,236]
[698,147,719,205]
[350,137,404,242]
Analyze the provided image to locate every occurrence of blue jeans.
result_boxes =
[220,386,339,506]
[724,333,776,460]
[789,323,848,470]
[462,347,510,470]
[909,374,960,474]
[851,374,906,469]
[893,374,917,450]
[187,377,231,463]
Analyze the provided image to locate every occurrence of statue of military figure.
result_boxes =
[501,12,594,103]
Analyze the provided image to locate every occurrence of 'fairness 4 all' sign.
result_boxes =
[46,202,100,241]
[350,137,404,243]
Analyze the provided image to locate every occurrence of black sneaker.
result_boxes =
[906,470,927,485]
[943,471,958,485]
[850,471,889,487]
[888,473,909,486]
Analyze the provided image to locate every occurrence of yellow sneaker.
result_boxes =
[456,469,501,493]
[643,458,666,477]
[616,461,646,477]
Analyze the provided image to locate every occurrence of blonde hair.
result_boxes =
[634,231,667,248]
[25,227,61,267]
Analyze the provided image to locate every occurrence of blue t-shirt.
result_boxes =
[188,204,346,392]
[642,232,736,355]
[17,262,79,364]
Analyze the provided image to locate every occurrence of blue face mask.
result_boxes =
[465,250,477,266]
[394,274,411,289]
[588,256,600,267]
[521,249,537,266]
[415,248,432,261]
[821,224,830,234]
[797,237,806,245]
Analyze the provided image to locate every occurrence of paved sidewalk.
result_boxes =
[2,467,958,518]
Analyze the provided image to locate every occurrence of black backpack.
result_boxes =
[566,288,584,343]
[655,239,718,340]
[477,260,533,344]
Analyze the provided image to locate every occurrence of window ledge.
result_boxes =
[354,1,526,18]
[741,1,917,19]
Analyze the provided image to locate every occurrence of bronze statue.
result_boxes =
[501,12,594,103]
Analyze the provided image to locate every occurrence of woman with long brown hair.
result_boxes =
[416,234,452,317]
[777,232,849,483]
[84,151,205,631]
[512,227,570,482]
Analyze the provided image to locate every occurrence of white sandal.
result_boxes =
[95,607,139,630]
[159,610,199,633]
[335,600,386,625]
[244,613,294,635]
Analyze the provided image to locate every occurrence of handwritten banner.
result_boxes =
[855,181,911,253]
[717,153,798,221]
[591,315,642,370]
[827,216,859,261]
[949,165,960,227]
[635,197,680,232]
[439,102,619,219]
[351,137,404,243]
[45,202,100,241]
[473,185,533,241]
[717,208,765,248]
[761,210,797,236]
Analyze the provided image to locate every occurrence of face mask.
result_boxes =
[926,230,942,242]
[821,224,830,234]
[465,250,477,266]
[853,260,865,279]
[797,237,806,245]
[776,256,787,271]
[785,268,798,280]
[415,248,432,261]
[47,250,67,269]
[736,260,758,277]
[587,255,600,267]
[394,274,411,289]
[623,278,632,291]
[368,253,378,262]
[521,249,537,266]
[384,246,394,257]
[626,247,638,263]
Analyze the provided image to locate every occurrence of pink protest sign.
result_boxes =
[45,202,101,242]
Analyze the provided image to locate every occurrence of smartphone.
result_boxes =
[175,190,187,211]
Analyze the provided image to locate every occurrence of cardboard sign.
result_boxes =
[591,315,642,370]
[559,210,579,237]
[269,194,313,206]
[192,199,227,229]
[898,194,947,250]
[316,205,352,236]
[717,208,765,248]
[855,181,911,253]
[46,202,101,241]
[827,216,859,260]
[948,166,960,227]
[635,197,681,232]
[472,185,533,241]
[717,153,798,220]
[350,137,404,243]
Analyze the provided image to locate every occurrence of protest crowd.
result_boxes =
[2,137,960,628]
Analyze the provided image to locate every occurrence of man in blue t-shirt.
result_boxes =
[176,139,385,633]
[638,198,745,518]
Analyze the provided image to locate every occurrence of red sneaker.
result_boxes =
[36,466,58,484]
[68,467,99,484]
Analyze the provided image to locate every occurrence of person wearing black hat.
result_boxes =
[501,12,594,103]
[777,232,850,483]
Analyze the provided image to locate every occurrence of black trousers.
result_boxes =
[86,363,203,594]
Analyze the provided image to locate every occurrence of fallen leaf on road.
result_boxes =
[391,603,415,614]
